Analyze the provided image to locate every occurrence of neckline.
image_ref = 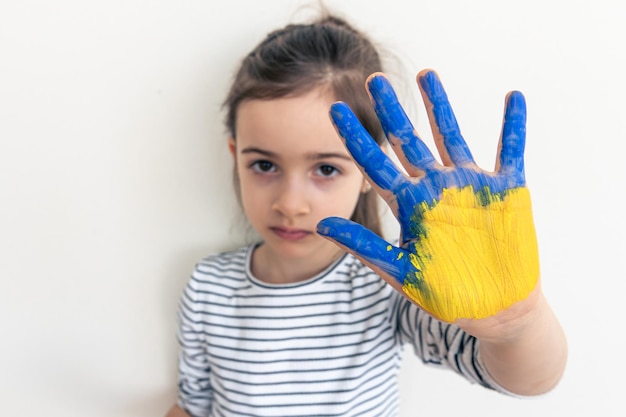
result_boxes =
[244,243,348,289]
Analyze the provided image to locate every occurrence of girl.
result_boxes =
[166,13,567,417]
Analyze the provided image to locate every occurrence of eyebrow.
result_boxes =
[240,146,353,161]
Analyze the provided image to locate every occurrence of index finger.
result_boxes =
[418,69,475,167]
[329,102,407,194]
[367,73,439,175]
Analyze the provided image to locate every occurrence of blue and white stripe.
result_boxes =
[176,244,501,417]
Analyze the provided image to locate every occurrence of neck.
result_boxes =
[251,243,344,285]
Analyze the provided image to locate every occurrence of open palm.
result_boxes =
[318,70,540,323]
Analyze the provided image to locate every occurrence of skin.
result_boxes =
[317,69,567,395]
[319,71,537,322]
[167,87,368,416]
[165,406,190,417]
[166,71,567,415]
[230,88,368,284]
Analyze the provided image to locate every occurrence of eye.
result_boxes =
[250,160,276,173]
[316,164,340,177]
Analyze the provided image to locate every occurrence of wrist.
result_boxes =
[476,286,568,395]
[454,281,543,343]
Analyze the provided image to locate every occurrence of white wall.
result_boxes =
[1,0,624,416]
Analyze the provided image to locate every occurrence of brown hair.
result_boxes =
[223,13,385,236]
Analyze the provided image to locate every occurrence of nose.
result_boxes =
[271,178,310,218]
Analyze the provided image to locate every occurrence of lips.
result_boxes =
[270,226,312,241]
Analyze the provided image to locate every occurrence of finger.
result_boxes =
[496,91,527,186]
[417,69,475,167]
[366,73,439,175]
[317,216,409,287]
[330,102,407,193]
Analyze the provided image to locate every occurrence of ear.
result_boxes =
[228,137,236,159]
[360,179,372,193]
[380,141,389,155]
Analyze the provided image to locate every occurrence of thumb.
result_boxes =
[317,217,409,287]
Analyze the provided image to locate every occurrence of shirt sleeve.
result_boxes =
[176,272,213,417]
[393,293,514,395]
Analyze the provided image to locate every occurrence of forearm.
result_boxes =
[478,291,568,396]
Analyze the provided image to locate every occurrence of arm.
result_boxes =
[165,404,192,417]
[170,273,214,415]
[318,70,567,395]
[472,285,567,395]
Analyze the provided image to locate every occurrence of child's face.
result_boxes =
[230,88,365,267]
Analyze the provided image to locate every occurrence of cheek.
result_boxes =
[235,165,258,210]
[239,177,263,209]
[320,177,364,215]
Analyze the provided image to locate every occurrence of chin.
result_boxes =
[267,237,334,260]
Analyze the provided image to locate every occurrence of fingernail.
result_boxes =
[316,220,336,237]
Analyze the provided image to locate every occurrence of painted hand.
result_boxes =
[317,70,540,323]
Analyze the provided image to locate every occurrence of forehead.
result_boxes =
[235,88,348,155]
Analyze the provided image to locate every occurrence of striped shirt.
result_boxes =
[176,244,504,417]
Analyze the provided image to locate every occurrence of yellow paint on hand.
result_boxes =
[402,186,539,322]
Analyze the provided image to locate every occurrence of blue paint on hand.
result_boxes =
[367,74,438,171]
[318,70,528,288]
[418,71,475,166]
[316,216,406,279]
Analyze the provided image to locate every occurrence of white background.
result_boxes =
[1,0,624,416]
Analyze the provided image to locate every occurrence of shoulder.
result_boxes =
[196,245,250,273]
[336,251,377,275]
[324,251,381,283]
[186,245,253,295]
[334,252,430,324]
[322,252,395,301]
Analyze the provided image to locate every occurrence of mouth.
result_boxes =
[270,226,312,241]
